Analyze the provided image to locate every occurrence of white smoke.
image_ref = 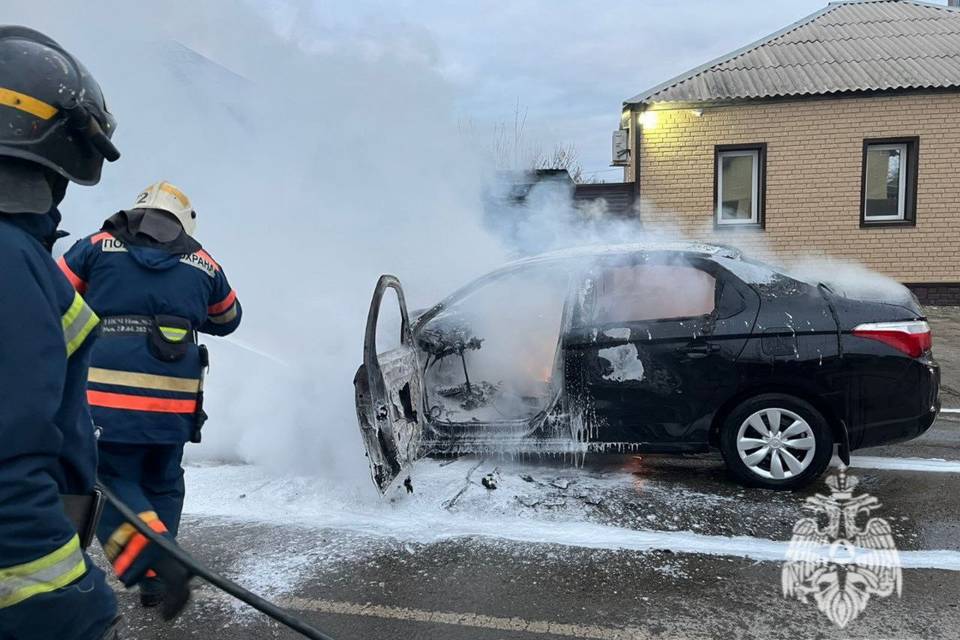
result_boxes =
[785,256,916,305]
[484,176,657,258]
[7,0,507,488]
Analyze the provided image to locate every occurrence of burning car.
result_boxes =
[354,243,939,492]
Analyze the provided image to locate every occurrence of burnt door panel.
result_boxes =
[354,275,425,494]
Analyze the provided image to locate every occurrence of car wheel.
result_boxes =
[719,394,833,490]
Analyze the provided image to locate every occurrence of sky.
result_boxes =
[255,0,833,182]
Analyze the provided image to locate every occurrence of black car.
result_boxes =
[354,243,939,491]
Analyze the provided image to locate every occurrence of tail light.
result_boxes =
[852,321,932,358]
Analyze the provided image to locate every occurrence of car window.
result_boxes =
[418,264,570,423]
[592,263,716,324]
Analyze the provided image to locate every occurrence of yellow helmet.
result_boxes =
[131,181,196,236]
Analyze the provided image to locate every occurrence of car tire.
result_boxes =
[719,393,833,490]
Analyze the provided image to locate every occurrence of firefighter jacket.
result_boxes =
[58,211,241,444]
[0,211,102,611]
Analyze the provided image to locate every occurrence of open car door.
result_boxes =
[354,275,426,494]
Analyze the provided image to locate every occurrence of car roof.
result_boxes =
[419,242,788,326]
[507,241,744,268]
[500,242,799,289]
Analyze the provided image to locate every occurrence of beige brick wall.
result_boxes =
[633,92,960,283]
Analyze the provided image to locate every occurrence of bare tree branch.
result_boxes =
[489,99,588,182]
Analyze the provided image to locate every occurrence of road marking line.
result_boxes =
[849,456,960,474]
[940,408,960,414]
[279,596,654,640]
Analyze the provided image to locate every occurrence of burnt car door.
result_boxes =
[563,254,758,450]
[354,275,425,494]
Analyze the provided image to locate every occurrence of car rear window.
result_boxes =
[592,264,716,323]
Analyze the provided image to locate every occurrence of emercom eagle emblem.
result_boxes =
[782,469,902,628]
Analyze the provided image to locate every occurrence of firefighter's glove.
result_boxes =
[106,512,172,587]
[104,513,191,619]
[152,554,193,621]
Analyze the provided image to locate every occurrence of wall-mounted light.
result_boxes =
[690,108,703,117]
[638,110,658,129]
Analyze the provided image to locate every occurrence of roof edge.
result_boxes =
[636,85,960,110]
[894,0,960,13]
[624,3,841,106]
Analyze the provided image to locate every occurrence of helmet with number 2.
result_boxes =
[131,181,198,237]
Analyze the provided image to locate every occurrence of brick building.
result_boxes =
[617,0,960,303]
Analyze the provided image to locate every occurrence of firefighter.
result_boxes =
[58,181,242,608]
[0,26,123,639]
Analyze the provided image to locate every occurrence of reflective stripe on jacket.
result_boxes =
[62,292,99,357]
[0,536,85,608]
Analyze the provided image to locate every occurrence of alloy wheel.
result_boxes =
[735,408,816,480]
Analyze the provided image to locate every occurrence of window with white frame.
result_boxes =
[862,139,917,224]
[715,145,764,226]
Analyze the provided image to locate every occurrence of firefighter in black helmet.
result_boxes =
[0,26,185,639]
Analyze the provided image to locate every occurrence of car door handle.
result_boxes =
[679,342,720,358]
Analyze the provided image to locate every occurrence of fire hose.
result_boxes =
[96,483,337,640]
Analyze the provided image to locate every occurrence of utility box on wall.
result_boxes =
[612,129,630,166]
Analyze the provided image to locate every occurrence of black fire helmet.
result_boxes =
[0,26,120,194]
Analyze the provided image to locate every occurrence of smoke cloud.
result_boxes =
[7,0,507,488]
[483,176,660,258]
[785,257,915,305]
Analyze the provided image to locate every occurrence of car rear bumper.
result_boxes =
[854,356,940,449]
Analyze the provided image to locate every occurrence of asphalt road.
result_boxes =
[102,307,960,640]
[102,417,959,640]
